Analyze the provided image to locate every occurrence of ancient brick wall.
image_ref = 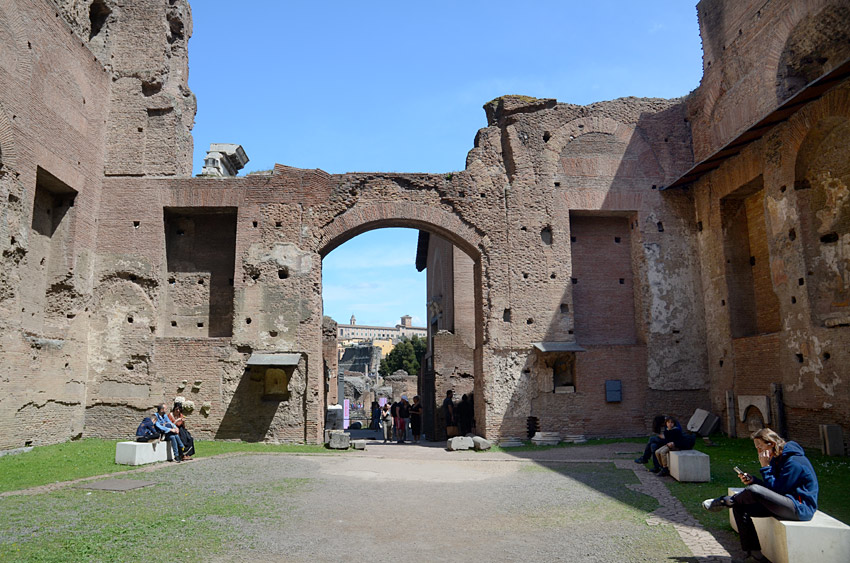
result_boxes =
[0,0,110,449]
[55,0,196,176]
[570,214,638,345]
[4,0,848,450]
[322,316,339,406]
[689,0,850,160]
[691,76,850,451]
[475,95,706,440]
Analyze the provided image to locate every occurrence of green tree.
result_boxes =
[379,335,427,377]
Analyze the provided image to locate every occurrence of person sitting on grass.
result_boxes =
[702,428,818,563]
[154,403,185,462]
[654,415,695,476]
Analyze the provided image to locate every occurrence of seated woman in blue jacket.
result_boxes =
[703,428,819,562]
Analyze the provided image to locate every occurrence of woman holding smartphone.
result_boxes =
[702,428,818,562]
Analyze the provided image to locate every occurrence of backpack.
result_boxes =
[135,417,160,442]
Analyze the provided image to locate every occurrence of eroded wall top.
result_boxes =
[689,0,850,161]
[55,0,196,176]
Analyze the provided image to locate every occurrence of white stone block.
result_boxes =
[472,436,492,451]
[669,450,710,482]
[753,511,850,563]
[351,439,366,450]
[447,436,474,451]
[115,441,173,465]
[728,487,744,532]
[728,486,850,563]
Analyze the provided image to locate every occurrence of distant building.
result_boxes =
[336,315,426,343]
[338,345,381,377]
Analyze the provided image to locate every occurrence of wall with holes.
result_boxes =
[693,80,850,448]
[0,0,111,449]
[2,0,849,449]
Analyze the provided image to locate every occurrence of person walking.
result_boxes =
[370,401,381,431]
[390,399,400,441]
[380,402,393,443]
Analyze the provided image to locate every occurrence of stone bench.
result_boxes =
[115,440,174,465]
[728,487,850,563]
[669,449,710,482]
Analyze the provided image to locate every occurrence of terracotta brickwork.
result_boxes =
[688,1,850,452]
[0,0,847,450]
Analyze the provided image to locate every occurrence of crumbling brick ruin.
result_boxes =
[0,0,848,450]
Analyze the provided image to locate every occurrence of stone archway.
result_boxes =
[318,201,484,259]
[317,202,488,439]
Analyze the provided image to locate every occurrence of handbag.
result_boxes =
[446,425,460,438]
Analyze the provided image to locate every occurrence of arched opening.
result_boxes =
[794,115,850,327]
[320,223,483,444]
[775,4,850,102]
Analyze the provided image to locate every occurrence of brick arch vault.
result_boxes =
[316,199,494,438]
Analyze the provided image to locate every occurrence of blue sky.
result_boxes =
[188,1,704,328]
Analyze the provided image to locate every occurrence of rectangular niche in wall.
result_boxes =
[163,207,237,337]
[23,167,78,333]
[721,176,780,338]
[553,354,576,393]
[569,212,637,345]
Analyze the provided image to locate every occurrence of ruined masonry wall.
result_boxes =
[692,79,850,450]
[2,0,847,449]
[690,0,850,160]
[0,0,110,449]
[55,0,196,176]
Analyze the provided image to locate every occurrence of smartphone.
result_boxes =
[734,466,744,475]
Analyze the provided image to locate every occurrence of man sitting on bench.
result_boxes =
[154,403,185,462]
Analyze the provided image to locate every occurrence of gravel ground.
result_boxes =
[1,438,739,562]
[207,439,726,562]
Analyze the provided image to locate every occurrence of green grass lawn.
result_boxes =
[492,434,850,532]
[656,436,850,531]
[0,439,334,494]
[0,468,309,562]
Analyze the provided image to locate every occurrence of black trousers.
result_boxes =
[732,484,800,552]
[642,435,665,468]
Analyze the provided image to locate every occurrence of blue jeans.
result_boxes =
[166,432,184,459]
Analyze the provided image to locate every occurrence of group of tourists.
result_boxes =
[376,395,423,443]
[637,415,819,562]
[135,402,196,462]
